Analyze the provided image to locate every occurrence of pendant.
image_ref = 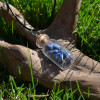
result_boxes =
[36,34,75,70]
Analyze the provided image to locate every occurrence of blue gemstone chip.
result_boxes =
[45,43,72,66]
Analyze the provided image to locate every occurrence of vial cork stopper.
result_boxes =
[36,34,50,48]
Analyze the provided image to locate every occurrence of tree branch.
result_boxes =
[0,1,39,44]
[46,0,82,43]
[0,0,100,99]
[0,39,100,100]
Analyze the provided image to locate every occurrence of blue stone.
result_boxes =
[59,49,63,53]
[49,50,59,54]
[59,53,62,60]
[53,43,60,50]
[63,53,67,59]
[45,43,53,50]
[66,60,71,65]
[54,52,61,57]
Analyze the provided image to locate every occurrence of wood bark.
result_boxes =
[0,0,100,99]
[46,0,82,43]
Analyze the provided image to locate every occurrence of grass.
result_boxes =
[74,0,100,62]
[0,0,100,99]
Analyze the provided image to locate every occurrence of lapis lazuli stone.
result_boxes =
[49,50,59,54]
[45,43,53,50]
[45,43,72,66]
[53,44,60,50]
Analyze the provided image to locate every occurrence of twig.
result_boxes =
[28,94,50,98]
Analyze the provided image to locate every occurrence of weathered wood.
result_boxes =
[0,40,100,100]
[0,0,100,99]
[46,0,82,43]
[0,1,38,44]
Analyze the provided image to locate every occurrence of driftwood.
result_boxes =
[0,0,100,99]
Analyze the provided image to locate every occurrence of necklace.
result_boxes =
[5,0,75,70]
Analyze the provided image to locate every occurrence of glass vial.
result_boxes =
[36,34,75,70]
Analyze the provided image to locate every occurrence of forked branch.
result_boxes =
[0,0,100,99]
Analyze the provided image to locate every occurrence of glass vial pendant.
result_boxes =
[36,34,75,70]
